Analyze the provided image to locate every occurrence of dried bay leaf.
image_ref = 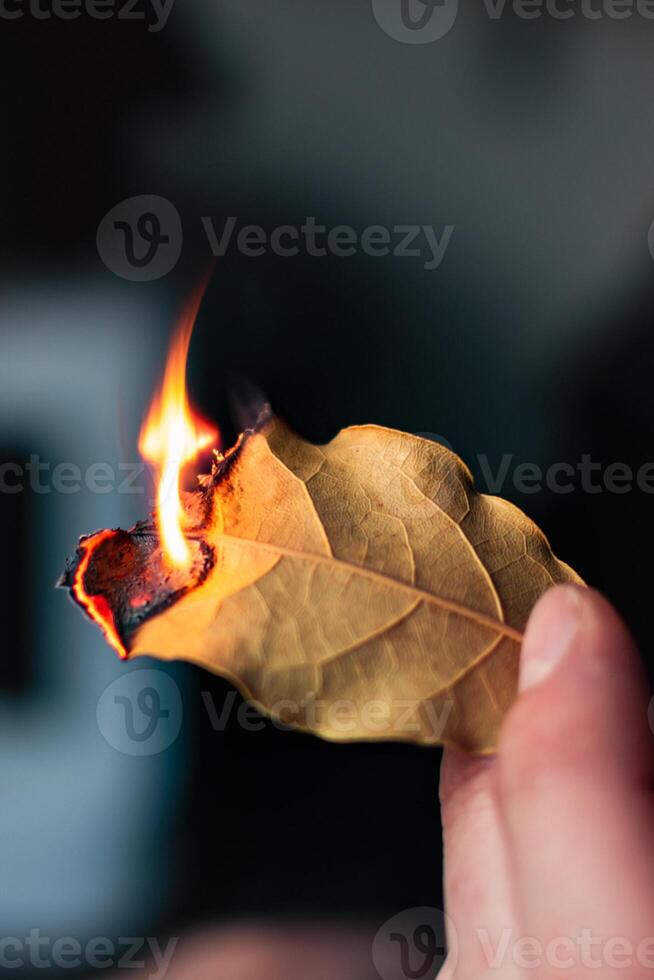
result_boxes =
[64,416,582,753]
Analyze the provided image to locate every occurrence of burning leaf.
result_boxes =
[62,413,581,753]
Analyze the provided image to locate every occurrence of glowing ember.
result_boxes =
[73,530,128,659]
[139,278,218,569]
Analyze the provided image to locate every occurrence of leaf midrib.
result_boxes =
[218,532,524,644]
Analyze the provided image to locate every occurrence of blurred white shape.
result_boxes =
[0,278,185,936]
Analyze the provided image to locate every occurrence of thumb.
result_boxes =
[497,585,654,972]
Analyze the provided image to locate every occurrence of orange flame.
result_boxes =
[139,278,218,569]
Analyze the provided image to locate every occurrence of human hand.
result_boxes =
[439,586,654,979]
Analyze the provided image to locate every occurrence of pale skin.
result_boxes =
[440,584,654,979]
[134,585,654,979]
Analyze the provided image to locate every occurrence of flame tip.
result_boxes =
[139,282,219,569]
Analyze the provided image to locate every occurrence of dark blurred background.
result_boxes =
[1,1,653,977]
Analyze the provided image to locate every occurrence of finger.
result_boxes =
[498,585,654,975]
[439,750,521,979]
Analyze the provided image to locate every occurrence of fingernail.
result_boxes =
[519,586,583,692]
